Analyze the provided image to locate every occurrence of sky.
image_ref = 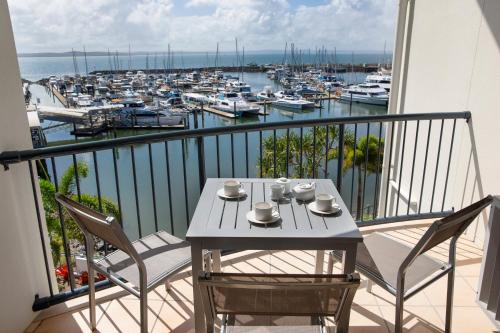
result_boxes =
[7,0,397,53]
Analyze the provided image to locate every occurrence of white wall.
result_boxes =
[0,1,52,331]
[388,0,500,245]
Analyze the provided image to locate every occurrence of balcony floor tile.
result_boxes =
[28,222,499,333]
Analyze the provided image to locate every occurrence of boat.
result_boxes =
[238,91,258,102]
[182,92,210,106]
[76,94,94,107]
[272,96,315,110]
[159,96,184,109]
[129,109,184,126]
[115,98,157,116]
[209,91,259,116]
[157,88,170,98]
[339,83,389,106]
[256,86,276,101]
[226,80,252,93]
[365,72,392,92]
[294,83,320,96]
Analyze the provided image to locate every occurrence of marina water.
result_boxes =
[25,60,388,240]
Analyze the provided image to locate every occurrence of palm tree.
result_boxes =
[342,134,384,220]
[39,161,119,268]
[260,126,339,178]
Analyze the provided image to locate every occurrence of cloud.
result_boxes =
[7,0,397,53]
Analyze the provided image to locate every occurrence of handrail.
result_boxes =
[0,111,470,169]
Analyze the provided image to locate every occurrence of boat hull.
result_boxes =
[339,94,389,106]
[272,101,315,110]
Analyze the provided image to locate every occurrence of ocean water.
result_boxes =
[18,51,391,81]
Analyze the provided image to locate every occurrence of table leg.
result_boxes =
[212,250,222,272]
[191,242,206,333]
[315,250,325,274]
[342,243,357,274]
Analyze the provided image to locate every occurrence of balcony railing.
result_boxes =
[0,111,470,310]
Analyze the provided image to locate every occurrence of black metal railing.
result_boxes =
[0,111,470,309]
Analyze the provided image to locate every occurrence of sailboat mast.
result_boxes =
[83,45,88,76]
[128,44,132,71]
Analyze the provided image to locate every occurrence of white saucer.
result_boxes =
[246,210,281,225]
[217,188,246,199]
[307,202,341,215]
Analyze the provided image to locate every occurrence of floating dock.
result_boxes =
[46,84,68,106]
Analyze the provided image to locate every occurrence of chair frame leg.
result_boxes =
[366,279,373,293]
[395,275,405,333]
[88,263,97,331]
[139,266,148,333]
[85,237,97,331]
[327,252,335,274]
[445,267,455,333]
[165,280,172,292]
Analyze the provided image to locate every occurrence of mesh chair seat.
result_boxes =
[95,230,191,289]
[333,232,447,293]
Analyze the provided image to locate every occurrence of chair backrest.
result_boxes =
[412,196,493,259]
[198,272,360,324]
[55,193,134,256]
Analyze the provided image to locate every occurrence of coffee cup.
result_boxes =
[270,184,285,200]
[224,180,241,196]
[316,193,335,211]
[254,202,278,221]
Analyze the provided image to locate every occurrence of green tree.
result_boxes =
[259,128,384,220]
[259,126,340,178]
[342,134,384,219]
[39,161,120,268]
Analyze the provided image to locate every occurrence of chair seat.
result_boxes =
[333,232,447,293]
[95,230,191,289]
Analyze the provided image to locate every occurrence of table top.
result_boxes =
[186,178,363,250]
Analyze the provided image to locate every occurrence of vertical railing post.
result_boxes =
[336,124,345,192]
[197,135,206,191]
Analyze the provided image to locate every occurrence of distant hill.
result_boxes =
[18,50,390,57]
[19,51,128,57]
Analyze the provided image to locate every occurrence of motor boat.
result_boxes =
[256,86,276,101]
[364,72,392,92]
[339,83,389,106]
[76,94,94,107]
[272,95,315,110]
[209,91,259,116]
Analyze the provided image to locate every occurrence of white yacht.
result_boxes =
[365,73,392,92]
[209,91,259,116]
[76,94,94,108]
[256,86,276,101]
[182,93,210,106]
[226,80,252,93]
[339,83,389,106]
[115,98,157,116]
[272,95,315,110]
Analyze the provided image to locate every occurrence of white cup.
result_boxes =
[270,184,285,200]
[316,193,335,211]
[224,180,241,196]
[254,202,277,221]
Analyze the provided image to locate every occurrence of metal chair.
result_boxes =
[327,195,493,333]
[198,272,361,333]
[56,193,210,333]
